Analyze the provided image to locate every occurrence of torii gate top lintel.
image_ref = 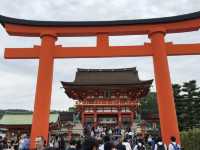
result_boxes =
[0,11,200,37]
[1,11,200,59]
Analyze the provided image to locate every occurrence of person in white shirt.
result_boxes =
[99,135,110,150]
[133,139,146,150]
[122,138,132,150]
[168,136,181,150]
[18,137,24,150]
[154,137,167,150]
[147,135,152,145]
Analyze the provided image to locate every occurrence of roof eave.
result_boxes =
[61,79,153,87]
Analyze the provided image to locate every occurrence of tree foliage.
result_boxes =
[140,80,200,131]
[173,80,200,130]
[139,92,159,129]
[181,128,200,150]
[140,92,158,115]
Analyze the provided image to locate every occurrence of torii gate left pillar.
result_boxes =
[30,34,56,148]
[4,31,58,149]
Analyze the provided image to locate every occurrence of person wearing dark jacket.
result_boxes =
[82,137,98,150]
[67,139,76,150]
[116,138,126,150]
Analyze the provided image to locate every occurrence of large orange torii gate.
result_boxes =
[1,11,200,149]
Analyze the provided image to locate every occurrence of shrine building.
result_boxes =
[61,67,153,128]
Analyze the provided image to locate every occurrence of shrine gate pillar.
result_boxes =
[30,34,56,149]
[149,30,180,144]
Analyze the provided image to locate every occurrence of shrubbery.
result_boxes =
[181,128,200,150]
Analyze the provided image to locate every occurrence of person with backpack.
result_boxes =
[153,137,167,150]
[168,136,181,150]
[116,138,126,150]
[82,137,98,150]
[122,137,132,150]
[133,139,146,150]
[99,135,110,150]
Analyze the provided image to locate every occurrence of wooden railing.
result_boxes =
[76,99,138,105]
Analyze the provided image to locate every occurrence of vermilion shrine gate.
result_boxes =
[1,11,200,149]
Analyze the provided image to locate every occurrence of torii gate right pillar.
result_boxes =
[149,30,180,144]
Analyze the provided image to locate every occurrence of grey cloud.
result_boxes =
[0,0,199,20]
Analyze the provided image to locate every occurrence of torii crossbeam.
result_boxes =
[1,11,200,149]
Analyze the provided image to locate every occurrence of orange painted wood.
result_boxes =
[4,18,200,36]
[4,48,40,59]
[97,34,109,48]
[150,31,180,144]
[167,43,200,55]
[5,43,200,59]
[30,35,56,149]
[53,45,153,58]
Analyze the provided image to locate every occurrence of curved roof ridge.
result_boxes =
[0,11,200,26]
[77,67,137,72]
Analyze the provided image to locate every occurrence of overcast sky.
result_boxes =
[0,0,200,110]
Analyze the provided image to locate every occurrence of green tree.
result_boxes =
[182,80,200,129]
[182,80,199,98]
[173,80,200,130]
[173,83,186,130]
[140,92,158,115]
[140,92,159,130]
[172,84,182,98]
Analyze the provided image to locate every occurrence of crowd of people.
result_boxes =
[0,133,29,150]
[0,125,182,150]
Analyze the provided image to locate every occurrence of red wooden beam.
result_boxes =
[4,43,200,59]
[166,43,200,55]
[4,47,40,59]
[53,44,153,58]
